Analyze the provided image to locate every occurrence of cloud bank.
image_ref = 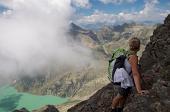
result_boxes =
[99,0,136,4]
[76,0,170,25]
[71,0,91,8]
[0,0,95,84]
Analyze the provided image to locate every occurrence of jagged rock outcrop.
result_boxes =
[33,105,60,112]
[13,108,29,112]
[68,83,115,112]
[13,105,60,112]
[69,23,100,44]
[68,14,170,112]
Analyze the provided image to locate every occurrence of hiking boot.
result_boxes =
[111,108,117,112]
[117,107,123,112]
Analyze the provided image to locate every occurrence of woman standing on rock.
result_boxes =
[111,37,149,112]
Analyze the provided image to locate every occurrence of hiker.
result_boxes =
[111,37,149,112]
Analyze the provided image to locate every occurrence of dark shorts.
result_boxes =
[113,85,132,97]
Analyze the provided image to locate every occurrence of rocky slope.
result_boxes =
[99,23,156,56]
[14,63,109,98]
[70,22,156,57]
[70,22,156,45]
[67,14,170,112]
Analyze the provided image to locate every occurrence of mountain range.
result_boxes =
[14,20,158,112]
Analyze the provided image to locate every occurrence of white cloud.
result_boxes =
[76,0,170,25]
[0,0,95,84]
[147,0,159,4]
[99,0,136,4]
[76,10,122,25]
[71,0,91,8]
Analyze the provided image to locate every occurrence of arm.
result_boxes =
[129,55,142,93]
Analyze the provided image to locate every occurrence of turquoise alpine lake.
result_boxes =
[0,86,68,112]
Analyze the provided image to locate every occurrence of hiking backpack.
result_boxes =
[108,48,129,82]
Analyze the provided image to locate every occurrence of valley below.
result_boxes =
[9,22,158,112]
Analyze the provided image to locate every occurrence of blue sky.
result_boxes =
[0,0,170,25]
[0,4,8,13]
[75,0,145,15]
[72,0,170,25]
[75,0,170,15]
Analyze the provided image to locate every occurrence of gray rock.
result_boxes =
[13,108,30,112]
[33,105,60,112]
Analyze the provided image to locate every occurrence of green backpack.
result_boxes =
[108,48,128,82]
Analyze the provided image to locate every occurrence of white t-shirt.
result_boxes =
[114,59,134,88]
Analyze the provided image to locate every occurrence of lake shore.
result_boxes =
[0,86,68,112]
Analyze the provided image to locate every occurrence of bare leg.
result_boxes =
[118,96,127,108]
[112,94,124,109]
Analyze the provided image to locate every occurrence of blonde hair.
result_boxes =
[129,37,140,51]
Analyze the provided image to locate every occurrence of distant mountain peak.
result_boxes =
[70,22,86,31]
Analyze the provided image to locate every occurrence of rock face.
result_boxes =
[13,108,30,112]
[33,105,60,112]
[68,14,170,112]
[69,23,100,46]
[140,14,170,74]
[68,83,115,112]
[13,105,60,112]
